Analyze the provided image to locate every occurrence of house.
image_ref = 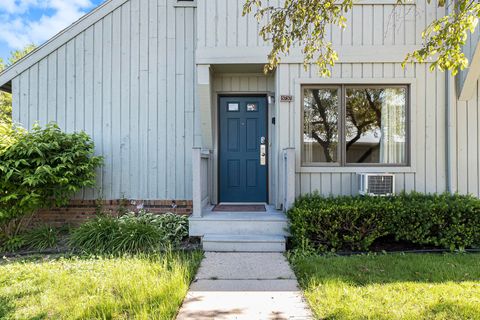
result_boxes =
[1,0,479,252]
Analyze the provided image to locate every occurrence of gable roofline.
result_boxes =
[459,40,480,101]
[0,0,129,90]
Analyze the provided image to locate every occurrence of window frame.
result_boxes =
[301,84,411,168]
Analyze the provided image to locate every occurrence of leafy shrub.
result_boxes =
[70,211,189,254]
[24,225,59,250]
[0,123,103,238]
[0,235,25,252]
[390,193,480,251]
[288,192,480,252]
[118,212,189,246]
[288,194,393,252]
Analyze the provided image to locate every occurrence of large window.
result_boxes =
[302,85,408,166]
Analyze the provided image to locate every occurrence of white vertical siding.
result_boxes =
[11,0,196,201]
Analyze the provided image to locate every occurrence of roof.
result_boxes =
[0,0,129,92]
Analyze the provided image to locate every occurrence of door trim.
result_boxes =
[217,94,269,203]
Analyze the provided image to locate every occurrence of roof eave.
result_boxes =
[0,81,12,94]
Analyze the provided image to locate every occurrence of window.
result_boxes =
[227,103,239,112]
[246,103,258,112]
[302,85,408,166]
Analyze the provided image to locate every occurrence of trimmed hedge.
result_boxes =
[288,192,480,252]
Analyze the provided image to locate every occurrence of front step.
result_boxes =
[189,212,289,237]
[202,234,286,252]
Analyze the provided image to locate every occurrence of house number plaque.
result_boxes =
[280,95,293,102]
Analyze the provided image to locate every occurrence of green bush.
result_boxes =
[70,211,189,254]
[0,235,25,252]
[288,194,393,252]
[23,225,59,250]
[288,192,480,252]
[390,193,480,251]
[118,212,189,245]
[0,123,103,239]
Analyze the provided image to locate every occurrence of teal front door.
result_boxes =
[219,96,268,203]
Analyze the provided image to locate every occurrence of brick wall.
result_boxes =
[32,199,193,227]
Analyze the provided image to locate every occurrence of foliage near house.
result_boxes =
[0,251,202,320]
[292,253,480,319]
[288,192,480,252]
[70,212,189,254]
[244,0,479,75]
[0,123,102,242]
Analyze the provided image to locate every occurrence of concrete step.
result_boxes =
[189,212,289,237]
[202,234,286,252]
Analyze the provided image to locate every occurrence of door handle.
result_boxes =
[260,136,266,166]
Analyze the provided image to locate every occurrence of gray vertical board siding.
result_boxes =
[10,0,196,201]
[197,0,423,51]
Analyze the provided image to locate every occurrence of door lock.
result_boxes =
[260,136,267,166]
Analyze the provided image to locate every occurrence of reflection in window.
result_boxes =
[303,88,339,163]
[345,88,406,164]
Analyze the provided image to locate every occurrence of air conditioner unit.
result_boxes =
[358,173,395,196]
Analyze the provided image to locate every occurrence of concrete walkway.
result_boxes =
[176,252,313,320]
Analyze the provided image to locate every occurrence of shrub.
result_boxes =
[0,123,103,239]
[390,193,480,251]
[0,235,25,253]
[288,192,480,252]
[23,225,59,250]
[70,211,189,254]
[118,212,189,246]
[288,193,393,252]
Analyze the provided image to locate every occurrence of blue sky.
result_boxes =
[0,0,104,64]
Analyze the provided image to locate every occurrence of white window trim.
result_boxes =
[293,77,417,173]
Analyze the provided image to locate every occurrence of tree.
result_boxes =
[0,45,36,125]
[243,0,478,76]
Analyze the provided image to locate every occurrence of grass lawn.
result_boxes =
[293,253,480,320]
[0,251,203,320]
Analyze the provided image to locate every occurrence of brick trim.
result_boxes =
[33,199,193,227]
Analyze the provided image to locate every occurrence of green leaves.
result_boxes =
[246,0,480,76]
[0,122,103,238]
[288,192,480,253]
[244,0,353,76]
[402,0,479,74]
[70,212,189,254]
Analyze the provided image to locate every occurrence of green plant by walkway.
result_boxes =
[70,211,189,254]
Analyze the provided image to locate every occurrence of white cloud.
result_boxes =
[0,0,95,50]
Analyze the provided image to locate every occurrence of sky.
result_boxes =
[0,0,104,64]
